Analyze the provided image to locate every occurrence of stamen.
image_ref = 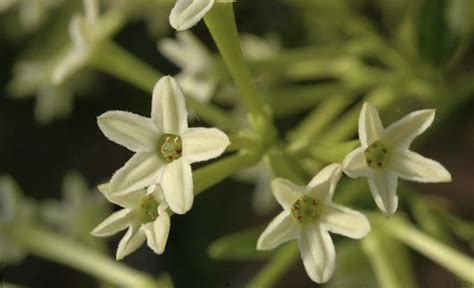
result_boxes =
[157,134,183,163]
[290,195,324,225]
[365,140,389,169]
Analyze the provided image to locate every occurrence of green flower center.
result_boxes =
[157,134,183,163]
[291,195,324,225]
[137,195,159,223]
[364,140,389,169]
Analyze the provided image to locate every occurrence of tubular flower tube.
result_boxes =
[342,102,451,216]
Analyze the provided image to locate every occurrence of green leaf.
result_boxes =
[208,226,274,261]
[417,0,460,65]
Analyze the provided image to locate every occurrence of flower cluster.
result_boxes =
[92,76,230,259]
[256,102,451,283]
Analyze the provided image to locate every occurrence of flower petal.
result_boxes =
[109,152,163,195]
[368,170,399,217]
[182,127,230,163]
[391,150,451,183]
[116,224,146,260]
[382,109,435,149]
[299,225,336,283]
[151,76,188,134]
[257,211,298,250]
[359,102,384,147]
[97,183,147,209]
[306,163,342,203]
[169,0,214,31]
[342,146,370,179]
[143,212,170,255]
[158,31,210,71]
[161,158,193,214]
[321,204,370,239]
[91,209,132,237]
[97,111,158,152]
[271,178,303,210]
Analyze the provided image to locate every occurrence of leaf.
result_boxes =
[208,226,274,261]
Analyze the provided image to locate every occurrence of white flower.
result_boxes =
[52,0,100,84]
[97,76,230,214]
[169,0,235,31]
[7,61,75,124]
[342,102,452,216]
[257,164,370,283]
[91,184,170,260]
[158,31,216,102]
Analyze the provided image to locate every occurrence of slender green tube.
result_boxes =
[204,3,271,127]
[372,215,474,282]
[193,152,259,196]
[9,226,158,287]
[246,243,299,288]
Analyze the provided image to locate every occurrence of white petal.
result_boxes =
[359,102,384,146]
[116,224,146,260]
[391,150,451,183]
[143,212,170,255]
[271,178,303,210]
[151,76,188,134]
[91,209,132,237]
[321,204,370,239]
[161,158,193,214]
[158,31,209,71]
[97,183,147,209]
[177,73,215,103]
[97,111,158,152]
[368,170,399,217]
[257,211,298,250]
[298,226,336,283]
[182,127,229,163]
[382,109,435,149]
[306,163,342,203]
[169,0,214,31]
[109,152,163,195]
[342,146,370,179]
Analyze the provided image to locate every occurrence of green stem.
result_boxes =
[361,229,417,288]
[263,83,343,117]
[227,134,258,152]
[90,41,240,133]
[287,92,356,152]
[204,3,271,127]
[9,225,158,287]
[372,215,474,282]
[246,243,299,288]
[193,152,259,196]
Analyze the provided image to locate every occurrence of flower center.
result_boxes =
[364,140,389,169]
[291,195,324,225]
[157,134,182,163]
[138,195,159,223]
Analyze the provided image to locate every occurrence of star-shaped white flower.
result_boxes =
[91,184,170,260]
[169,0,235,31]
[342,102,452,216]
[257,164,370,283]
[52,0,100,84]
[158,31,216,103]
[97,76,230,214]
